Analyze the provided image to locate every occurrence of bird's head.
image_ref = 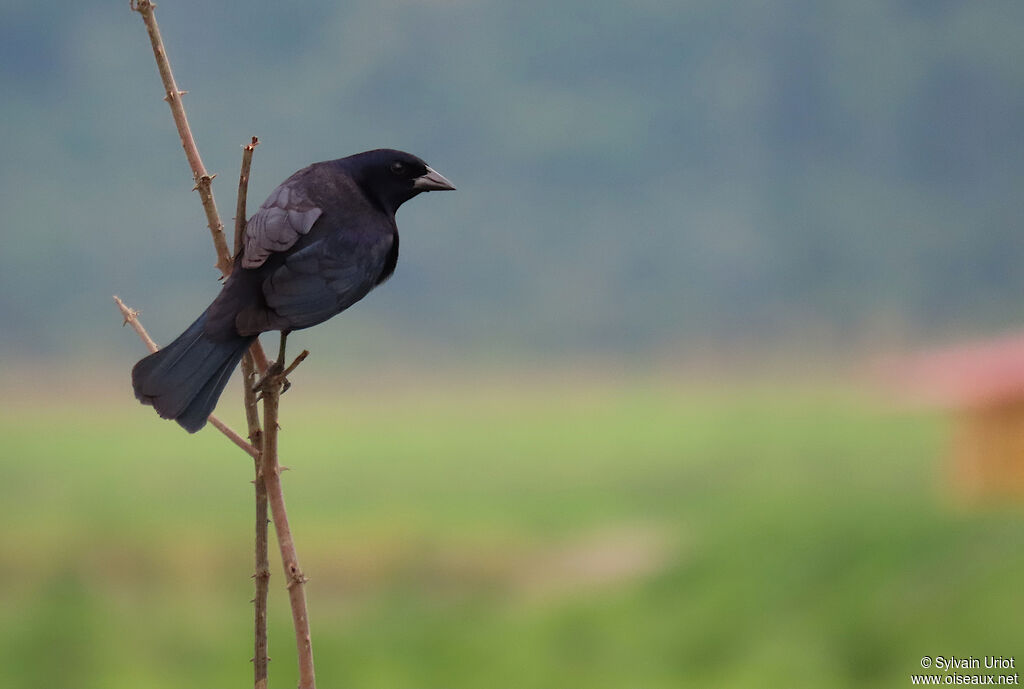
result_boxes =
[341,149,455,214]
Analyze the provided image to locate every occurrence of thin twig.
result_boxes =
[231,139,271,374]
[248,355,270,689]
[113,296,259,459]
[261,360,316,689]
[209,416,260,460]
[282,350,310,379]
[235,137,271,689]
[235,136,259,259]
[130,0,232,278]
[131,0,272,377]
[131,1,279,376]
[115,294,160,351]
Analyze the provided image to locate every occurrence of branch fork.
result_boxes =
[121,3,317,687]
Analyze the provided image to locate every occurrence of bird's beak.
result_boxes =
[413,166,456,192]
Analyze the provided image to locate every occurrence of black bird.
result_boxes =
[132,149,455,432]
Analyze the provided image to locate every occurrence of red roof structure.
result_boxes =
[899,331,1024,408]
[895,331,1024,499]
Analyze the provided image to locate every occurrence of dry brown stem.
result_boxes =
[128,5,317,686]
[248,370,270,689]
[130,0,232,277]
[282,350,310,378]
[234,138,271,688]
[132,0,273,373]
[260,359,316,689]
[235,137,260,258]
[113,296,259,459]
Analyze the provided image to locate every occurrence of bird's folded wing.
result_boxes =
[249,234,394,331]
[241,183,323,269]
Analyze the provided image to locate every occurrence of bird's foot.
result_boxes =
[252,361,288,396]
[251,349,307,401]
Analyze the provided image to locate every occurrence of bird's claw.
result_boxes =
[252,362,285,393]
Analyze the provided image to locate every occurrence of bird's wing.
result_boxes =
[256,231,396,330]
[241,183,323,269]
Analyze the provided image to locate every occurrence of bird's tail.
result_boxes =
[132,311,254,433]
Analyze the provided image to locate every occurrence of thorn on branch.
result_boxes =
[192,173,218,192]
[119,307,139,326]
[286,572,310,589]
[162,89,188,103]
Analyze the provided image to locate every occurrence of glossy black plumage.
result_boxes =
[132,149,454,432]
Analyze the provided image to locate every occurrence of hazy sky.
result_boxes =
[3,1,1024,367]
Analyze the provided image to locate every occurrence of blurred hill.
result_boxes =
[2,0,1024,366]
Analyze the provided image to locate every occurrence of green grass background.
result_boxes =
[1,378,1021,688]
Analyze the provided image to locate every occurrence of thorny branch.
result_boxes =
[124,3,318,687]
[113,296,258,459]
[129,0,232,278]
[235,137,271,689]
[259,356,316,689]
[129,0,271,373]
[235,137,259,261]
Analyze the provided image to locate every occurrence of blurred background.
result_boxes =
[2,0,1023,686]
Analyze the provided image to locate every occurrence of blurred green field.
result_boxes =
[1,377,1021,688]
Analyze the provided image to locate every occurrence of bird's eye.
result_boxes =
[389,161,406,176]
